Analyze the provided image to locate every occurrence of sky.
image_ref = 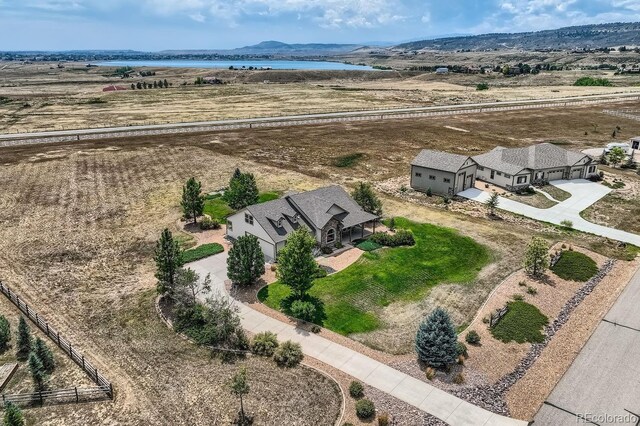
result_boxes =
[1,0,640,51]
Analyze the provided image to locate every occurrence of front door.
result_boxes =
[490,170,495,179]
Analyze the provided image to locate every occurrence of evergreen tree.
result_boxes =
[181,177,205,224]
[227,235,265,286]
[229,366,250,425]
[485,192,500,216]
[28,352,46,391]
[16,317,31,360]
[276,228,318,299]
[415,308,458,368]
[351,182,383,216]
[164,79,169,88]
[34,337,55,373]
[524,237,549,278]
[130,83,135,90]
[154,229,184,297]
[0,314,11,352]
[3,402,25,426]
[153,80,158,88]
[224,171,259,210]
[136,82,142,89]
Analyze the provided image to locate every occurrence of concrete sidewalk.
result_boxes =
[459,180,640,247]
[188,253,527,426]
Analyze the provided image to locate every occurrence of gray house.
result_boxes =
[411,143,598,195]
[410,149,478,196]
[225,185,379,262]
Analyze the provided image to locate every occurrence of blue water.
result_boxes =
[94,59,375,71]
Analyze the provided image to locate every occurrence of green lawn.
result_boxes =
[258,218,491,335]
[551,250,598,282]
[204,192,280,223]
[491,301,548,344]
[183,243,224,263]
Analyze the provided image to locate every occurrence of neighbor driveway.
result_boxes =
[459,179,640,246]
[187,252,526,426]
[534,266,640,425]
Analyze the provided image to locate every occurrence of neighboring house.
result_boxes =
[410,150,477,196]
[435,67,449,74]
[225,185,379,262]
[410,143,598,195]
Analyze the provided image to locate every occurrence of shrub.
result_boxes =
[513,294,524,301]
[290,300,317,322]
[476,82,489,91]
[560,219,573,229]
[314,266,328,279]
[355,399,376,419]
[182,243,224,263]
[518,280,527,287]
[349,380,364,398]
[425,367,436,380]
[250,331,279,357]
[465,330,481,345]
[388,217,396,231]
[310,325,321,333]
[527,286,538,295]
[456,341,468,357]
[551,250,598,282]
[321,246,333,255]
[199,217,221,230]
[369,230,415,247]
[453,373,465,384]
[574,77,612,86]
[491,301,548,343]
[426,187,432,197]
[274,340,304,367]
[378,413,390,426]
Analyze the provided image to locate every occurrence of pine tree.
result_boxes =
[485,192,500,216]
[16,317,31,360]
[28,352,47,391]
[276,228,318,299]
[0,314,11,352]
[130,83,135,90]
[415,308,458,368]
[164,79,169,88]
[224,171,259,210]
[351,182,383,216]
[3,402,25,426]
[524,237,549,278]
[181,177,205,224]
[229,366,250,425]
[34,337,55,373]
[227,235,265,286]
[154,228,184,297]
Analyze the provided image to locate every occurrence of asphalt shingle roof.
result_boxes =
[411,149,474,173]
[473,143,588,174]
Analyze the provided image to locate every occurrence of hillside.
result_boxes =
[396,22,640,51]
[232,40,362,54]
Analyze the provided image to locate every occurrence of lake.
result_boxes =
[94,60,375,71]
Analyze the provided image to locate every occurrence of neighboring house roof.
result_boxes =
[243,185,378,244]
[411,149,474,173]
[473,143,589,174]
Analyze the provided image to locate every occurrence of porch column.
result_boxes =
[361,223,365,238]
[349,227,353,243]
[373,220,376,233]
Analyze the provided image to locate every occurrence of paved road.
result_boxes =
[187,252,527,426]
[534,266,640,425]
[459,180,640,247]
[1,93,639,149]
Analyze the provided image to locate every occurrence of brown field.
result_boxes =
[1,62,640,133]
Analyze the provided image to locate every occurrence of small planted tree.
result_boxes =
[3,402,25,426]
[173,268,211,308]
[28,352,47,391]
[154,228,184,297]
[34,337,55,373]
[352,182,383,216]
[229,366,251,425]
[276,228,318,299]
[485,192,500,216]
[524,236,549,278]
[16,316,31,360]
[224,171,259,210]
[181,177,205,224]
[415,308,458,368]
[608,147,626,168]
[0,315,11,352]
[227,235,265,286]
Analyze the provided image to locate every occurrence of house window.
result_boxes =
[443,178,451,183]
[588,165,596,173]
[478,166,485,171]
[244,213,254,225]
[517,176,527,184]
[496,172,502,176]
[415,172,422,177]
[504,174,511,178]
[429,175,436,180]
[227,220,233,231]
[326,228,336,243]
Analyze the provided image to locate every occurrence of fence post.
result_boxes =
[82,355,85,370]
[109,383,113,398]
[57,332,60,346]
[75,387,79,403]
[95,369,99,384]
[39,390,43,405]
[45,323,49,335]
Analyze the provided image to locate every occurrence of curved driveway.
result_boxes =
[188,253,527,426]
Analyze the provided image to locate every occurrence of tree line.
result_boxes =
[130,80,171,90]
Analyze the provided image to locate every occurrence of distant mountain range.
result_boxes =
[395,22,640,51]
[159,41,362,56]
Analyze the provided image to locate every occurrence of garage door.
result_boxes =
[547,170,564,181]
[570,168,582,179]
[247,233,276,262]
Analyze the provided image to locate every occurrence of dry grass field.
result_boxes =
[1,62,640,133]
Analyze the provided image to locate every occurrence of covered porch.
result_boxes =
[340,219,381,244]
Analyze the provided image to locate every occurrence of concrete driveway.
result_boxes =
[459,179,640,246]
[186,252,527,426]
[534,267,640,425]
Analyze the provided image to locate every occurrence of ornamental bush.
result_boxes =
[369,230,415,247]
[289,300,316,322]
[465,330,481,345]
[274,340,304,367]
[250,331,279,357]
[355,399,376,419]
[349,380,364,398]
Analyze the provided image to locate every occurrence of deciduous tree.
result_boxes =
[173,267,211,308]
[608,146,626,168]
[227,235,265,286]
[276,228,318,299]
[181,177,205,224]
[229,366,250,425]
[524,236,549,278]
[415,308,458,368]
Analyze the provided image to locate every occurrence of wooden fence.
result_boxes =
[490,306,509,328]
[0,281,113,400]
[1,386,111,407]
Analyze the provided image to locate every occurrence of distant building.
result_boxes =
[203,76,224,85]
[435,67,449,74]
[102,85,127,92]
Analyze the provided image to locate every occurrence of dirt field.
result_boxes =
[1,62,640,133]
